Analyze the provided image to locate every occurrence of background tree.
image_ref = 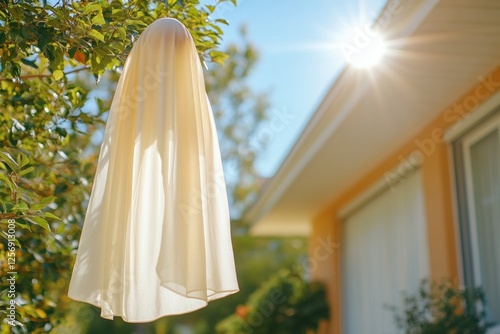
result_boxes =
[205,25,269,218]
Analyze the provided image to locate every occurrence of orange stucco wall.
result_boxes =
[310,66,500,334]
[310,210,341,334]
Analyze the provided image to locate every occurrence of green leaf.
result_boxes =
[209,50,228,63]
[29,203,46,211]
[19,166,35,177]
[111,8,124,15]
[83,3,102,14]
[43,212,60,220]
[27,216,51,232]
[46,18,61,28]
[0,152,19,170]
[40,196,56,206]
[13,201,29,213]
[55,127,67,138]
[18,154,29,167]
[0,231,22,247]
[216,18,229,25]
[68,46,77,58]
[116,27,126,40]
[0,173,13,191]
[10,62,21,78]
[15,219,31,231]
[89,29,105,42]
[92,13,106,26]
[53,70,64,80]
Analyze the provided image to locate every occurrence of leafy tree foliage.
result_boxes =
[206,26,269,217]
[0,1,270,333]
[0,0,232,80]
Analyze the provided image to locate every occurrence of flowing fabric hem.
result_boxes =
[67,286,240,323]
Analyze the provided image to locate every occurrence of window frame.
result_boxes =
[451,109,500,332]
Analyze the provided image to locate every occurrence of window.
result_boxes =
[341,170,429,334]
[453,110,500,330]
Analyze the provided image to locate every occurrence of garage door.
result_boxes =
[341,170,430,334]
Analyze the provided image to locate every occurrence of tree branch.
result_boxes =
[0,212,18,220]
[0,66,91,82]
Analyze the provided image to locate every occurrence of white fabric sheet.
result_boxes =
[68,18,239,322]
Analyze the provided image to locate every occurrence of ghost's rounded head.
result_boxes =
[139,18,191,47]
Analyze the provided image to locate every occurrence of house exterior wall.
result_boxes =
[311,210,342,334]
[310,66,500,334]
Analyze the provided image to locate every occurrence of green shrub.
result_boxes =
[390,279,487,334]
[216,266,329,334]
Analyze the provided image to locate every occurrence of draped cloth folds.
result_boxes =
[68,18,239,322]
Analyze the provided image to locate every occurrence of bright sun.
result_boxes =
[349,36,387,68]
[352,37,386,67]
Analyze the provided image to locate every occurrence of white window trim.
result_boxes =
[447,144,466,286]
[445,91,500,143]
[461,112,500,289]
[446,95,500,329]
[445,91,500,291]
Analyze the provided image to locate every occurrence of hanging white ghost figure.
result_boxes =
[68,18,239,322]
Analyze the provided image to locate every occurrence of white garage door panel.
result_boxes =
[342,170,429,334]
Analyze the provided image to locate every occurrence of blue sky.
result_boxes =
[217,0,388,177]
